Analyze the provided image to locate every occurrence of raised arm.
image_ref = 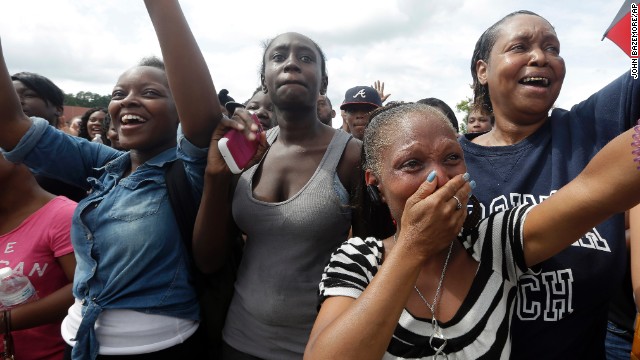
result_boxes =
[0,38,32,150]
[192,131,236,273]
[524,128,640,266]
[144,0,222,148]
[192,113,264,273]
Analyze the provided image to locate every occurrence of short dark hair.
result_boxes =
[138,56,165,70]
[11,71,64,108]
[416,97,459,132]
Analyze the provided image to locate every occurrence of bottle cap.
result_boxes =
[0,268,12,279]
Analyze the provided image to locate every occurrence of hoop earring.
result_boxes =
[367,185,382,205]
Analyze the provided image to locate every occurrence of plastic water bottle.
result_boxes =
[0,267,38,309]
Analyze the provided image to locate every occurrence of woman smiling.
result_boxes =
[0,0,222,358]
[461,10,640,359]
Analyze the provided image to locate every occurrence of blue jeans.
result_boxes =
[605,320,633,360]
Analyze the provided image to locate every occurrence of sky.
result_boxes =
[0,0,632,128]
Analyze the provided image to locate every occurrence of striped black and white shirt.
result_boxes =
[319,204,534,359]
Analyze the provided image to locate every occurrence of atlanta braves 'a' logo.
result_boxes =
[353,89,367,98]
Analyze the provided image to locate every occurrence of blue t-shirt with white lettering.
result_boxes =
[460,72,640,360]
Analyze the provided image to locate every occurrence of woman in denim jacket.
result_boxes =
[0,1,223,359]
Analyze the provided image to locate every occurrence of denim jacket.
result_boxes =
[3,117,207,360]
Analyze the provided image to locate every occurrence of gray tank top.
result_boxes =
[223,128,353,359]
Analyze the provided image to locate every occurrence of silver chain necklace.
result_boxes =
[393,234,454,359]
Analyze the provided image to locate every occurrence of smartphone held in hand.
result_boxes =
[218,114,263,174]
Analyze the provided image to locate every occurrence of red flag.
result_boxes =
[603,0,637,57]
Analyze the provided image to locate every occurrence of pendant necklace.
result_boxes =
[393,234,454,359]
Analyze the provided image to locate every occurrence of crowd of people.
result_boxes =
[0,2,639,360]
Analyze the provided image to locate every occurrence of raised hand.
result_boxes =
[372,80,390,103]
[206,109,268,176]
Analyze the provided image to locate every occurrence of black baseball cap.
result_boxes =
[340,86,382,110]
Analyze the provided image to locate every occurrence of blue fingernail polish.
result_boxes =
[470,180,476,189]
[427,170,437,182]
[463,173,470,181]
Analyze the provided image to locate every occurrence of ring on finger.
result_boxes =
[452,195,462,210]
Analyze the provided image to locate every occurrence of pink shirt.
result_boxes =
[0,196,75,360]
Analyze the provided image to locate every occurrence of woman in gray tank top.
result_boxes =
[193,32,370,359]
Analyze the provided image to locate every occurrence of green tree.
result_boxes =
[456,97,472,134]
[64,91,110,107]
